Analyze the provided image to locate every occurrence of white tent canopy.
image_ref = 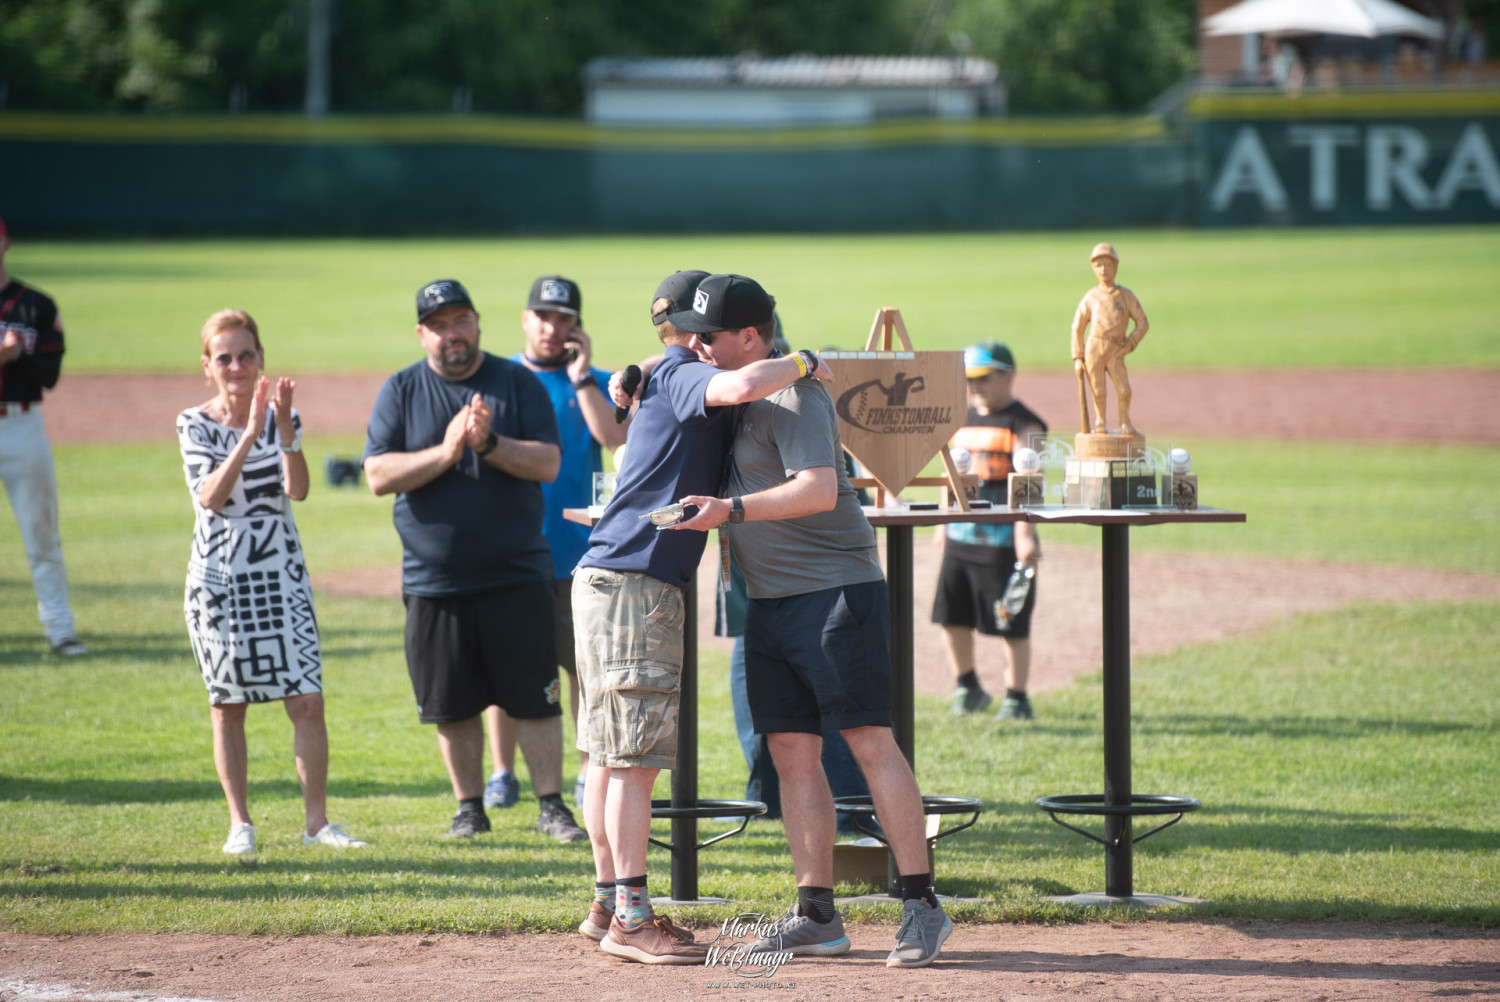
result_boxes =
[1204,0,1444,40]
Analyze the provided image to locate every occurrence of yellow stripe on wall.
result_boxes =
[0,111,1169,151]
[1190,89,1500,120]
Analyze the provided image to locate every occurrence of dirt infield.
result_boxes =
[3,922,1498,1001]
[40,369,1500,445]
[12,368,1498,1001]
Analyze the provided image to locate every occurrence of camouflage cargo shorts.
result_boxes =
[571,567,684,770]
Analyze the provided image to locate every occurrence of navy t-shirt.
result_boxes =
[363,353,559,597]
[578,346,730,589]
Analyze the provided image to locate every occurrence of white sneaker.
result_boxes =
[304,822,367,848]
[222,823,256,855]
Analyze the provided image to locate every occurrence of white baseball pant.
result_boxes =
[0,407,77,643]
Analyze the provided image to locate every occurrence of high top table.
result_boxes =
[567,503,1245,902]
[866,504,1246,901]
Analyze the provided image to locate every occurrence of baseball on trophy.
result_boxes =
[1169,447,1192,474]
[1013,446,1042,475]
[950,447,972,473]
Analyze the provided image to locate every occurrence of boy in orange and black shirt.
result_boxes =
[931,340,1046,721]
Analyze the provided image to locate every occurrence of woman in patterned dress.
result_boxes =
[178,309,365,856]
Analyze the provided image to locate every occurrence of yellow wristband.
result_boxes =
[791,353,808,378]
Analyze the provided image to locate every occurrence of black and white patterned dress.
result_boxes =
[177,406,321,705]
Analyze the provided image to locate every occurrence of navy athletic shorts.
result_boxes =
[743,578,893,735]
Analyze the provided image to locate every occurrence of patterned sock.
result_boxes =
[615,875,652,930]
[957,671,980,690]
[796,886,836,924]
[593,881,614,910]
[898,873,938,908]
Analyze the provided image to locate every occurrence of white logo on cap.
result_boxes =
[541,280,569,304]
[424,282,455,300]
[693,289,710,315]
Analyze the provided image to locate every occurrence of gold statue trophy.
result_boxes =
[1063,242,1183,507]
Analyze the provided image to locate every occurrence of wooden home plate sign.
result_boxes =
[821,308,966,499]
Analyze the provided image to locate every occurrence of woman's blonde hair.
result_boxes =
[199,309,262,356]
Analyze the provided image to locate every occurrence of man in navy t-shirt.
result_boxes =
[363,278,585,844]
[571,272,835,964]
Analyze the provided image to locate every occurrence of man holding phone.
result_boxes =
[481,275,625,834]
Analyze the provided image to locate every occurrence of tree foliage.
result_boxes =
[0,0,1196,114]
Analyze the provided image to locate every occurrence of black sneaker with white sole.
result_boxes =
[447,807,491,838]
[537,799,587,843]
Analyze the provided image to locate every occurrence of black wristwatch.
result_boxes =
[475,431,499,457]
[573,375,595,390]
[728,496,746,524]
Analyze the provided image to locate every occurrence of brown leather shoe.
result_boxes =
[579,901,611,941]
[599,915,708,965]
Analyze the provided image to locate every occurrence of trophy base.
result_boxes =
[1007,472,1046,508]
[1170,473,1198,510]
[1064,456,1160,509]
[1075,431,1146,460]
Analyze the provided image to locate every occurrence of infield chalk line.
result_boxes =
[1,977,225,1002]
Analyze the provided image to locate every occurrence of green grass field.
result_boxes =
[12,227,1500,374]
[2,229,1498,934]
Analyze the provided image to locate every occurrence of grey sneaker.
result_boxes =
[995,695,1034,721]
[750,905,850,957]
[49,637,88,657]
[949,685,992,715]
[537,800,587,843]
[886,897,952,968]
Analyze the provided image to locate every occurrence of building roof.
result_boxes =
[583,55,999,89]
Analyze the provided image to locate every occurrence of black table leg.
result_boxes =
[886,524,915,770]
[883,525,915,897]
[1101,524,1132,898]
[670,573,698,901]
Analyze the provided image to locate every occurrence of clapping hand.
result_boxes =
[246,377,272,441]
[464,393,492,451]
[272,377,297,442]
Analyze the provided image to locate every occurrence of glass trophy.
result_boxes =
[589,472,617,518]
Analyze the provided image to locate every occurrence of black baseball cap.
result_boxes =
[667,273,773,334]
[651,270,710,326]
[527,275,581,316]
[416,279,475,323]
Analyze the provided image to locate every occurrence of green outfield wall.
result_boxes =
[1,92,1496,233]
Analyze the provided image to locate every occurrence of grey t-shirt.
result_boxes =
[726,380,883,600]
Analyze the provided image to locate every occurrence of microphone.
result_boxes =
[615,364,642,423]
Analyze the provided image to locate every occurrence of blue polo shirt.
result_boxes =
[511,356,609,580]
[363,354,559,597]
[578,346,730,589]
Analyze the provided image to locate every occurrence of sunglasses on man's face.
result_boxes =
[695,330,724,346]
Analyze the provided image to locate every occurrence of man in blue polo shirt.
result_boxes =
[572,272,834,964]
[482,275,629,817]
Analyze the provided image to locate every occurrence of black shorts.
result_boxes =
[931,549,1036,638]
[744,579,893,735]
[553,577,576,676]
[403,581,563,725]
